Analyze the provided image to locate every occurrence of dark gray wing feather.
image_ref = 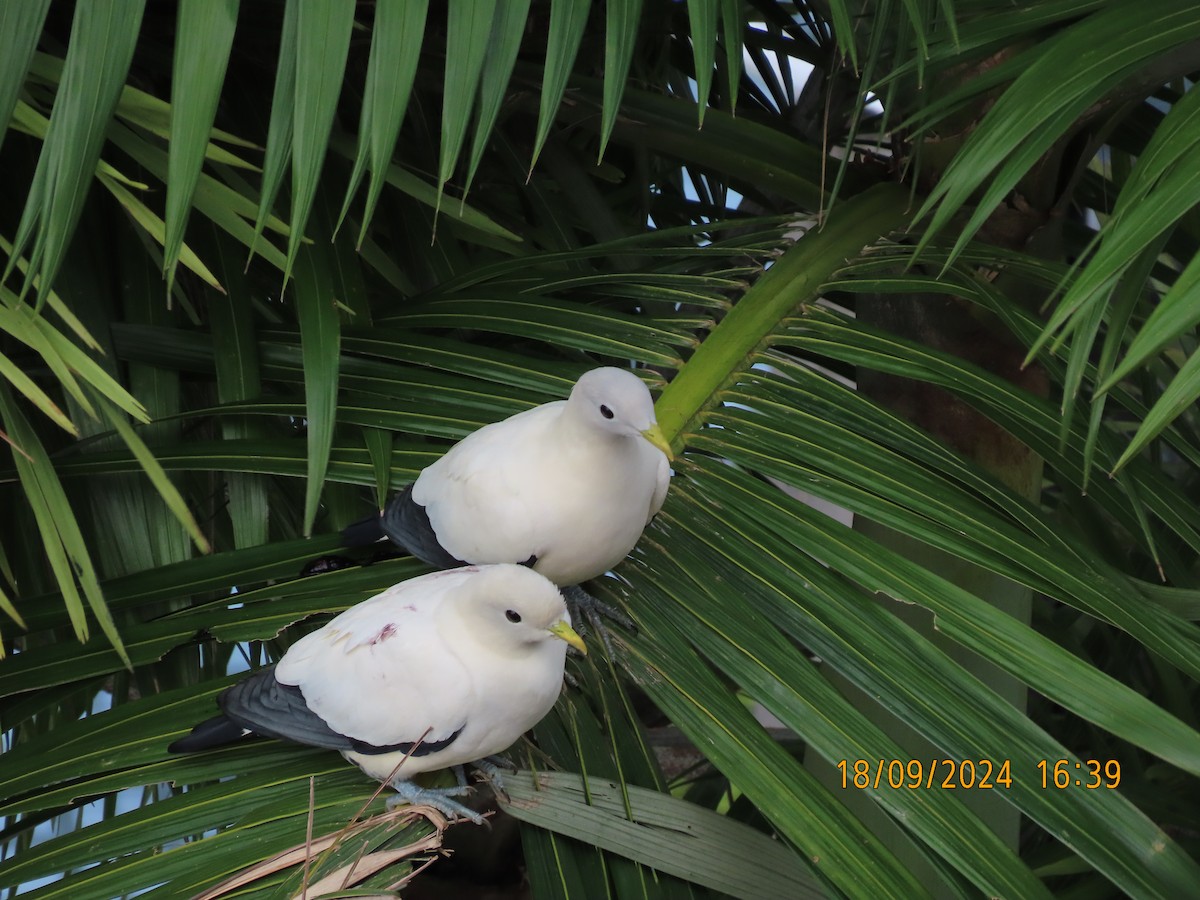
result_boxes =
[339,513,386,547]
[167,714,247,753]
[219,666,355,750]
[340,484,539,572]
[170,665,465,757]
[377,483,469,568]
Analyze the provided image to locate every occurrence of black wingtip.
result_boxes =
[168,714,247,753]
[340,513,387,548]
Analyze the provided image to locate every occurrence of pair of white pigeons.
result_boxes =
[170,368,673,822]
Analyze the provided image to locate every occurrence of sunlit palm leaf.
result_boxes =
[4,0,146,302]
[163,0,240,293]
[0,1,51,160]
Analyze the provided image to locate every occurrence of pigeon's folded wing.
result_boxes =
[411,403,563,565]
[274,573,475,750]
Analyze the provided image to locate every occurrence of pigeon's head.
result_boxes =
[570,367,673,459]
[458,564,586,656]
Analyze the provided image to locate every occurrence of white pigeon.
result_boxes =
[169,564,585,823]
[342,367,672,604]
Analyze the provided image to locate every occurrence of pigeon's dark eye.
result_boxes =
[505,609,522,623]
[599,404,614,419]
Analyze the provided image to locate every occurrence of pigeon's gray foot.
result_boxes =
[562,584,635,658]
[387,778,483,825]
[472,755,516,790]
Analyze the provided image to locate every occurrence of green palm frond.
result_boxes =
[3,2,1200,897]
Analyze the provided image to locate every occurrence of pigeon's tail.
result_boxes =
[167,714,248,753]
[340,512,387,548]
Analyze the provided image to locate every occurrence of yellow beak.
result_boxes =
[641,423,674,461]
[548,619,587,655]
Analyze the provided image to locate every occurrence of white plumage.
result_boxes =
[362,367,673,588]
[170,564,584,821]
[279,565,580,779]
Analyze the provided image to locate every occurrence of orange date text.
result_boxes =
[836,758,1013,790]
